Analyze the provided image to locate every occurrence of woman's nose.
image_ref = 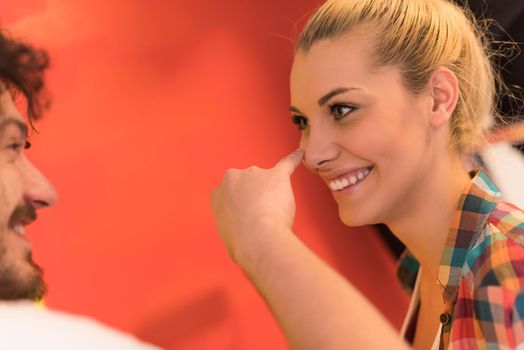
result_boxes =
[300,121,338,171]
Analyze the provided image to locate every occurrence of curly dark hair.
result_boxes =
[0,30,49,123]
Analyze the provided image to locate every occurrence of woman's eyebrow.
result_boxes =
[289,106,302,114]
[318,87,357,106]
[289,87,360,114]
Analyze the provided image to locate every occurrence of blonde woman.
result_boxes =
[212,0,524,348]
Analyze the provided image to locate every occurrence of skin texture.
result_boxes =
[0,84,57,300]
[212,29,471,349]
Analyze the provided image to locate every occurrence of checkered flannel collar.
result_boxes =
[437,170,502,302]
[397,170,502,303]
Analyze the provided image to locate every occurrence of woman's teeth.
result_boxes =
[329,168,371,191]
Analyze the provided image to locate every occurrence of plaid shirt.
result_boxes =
[397,171,524,349]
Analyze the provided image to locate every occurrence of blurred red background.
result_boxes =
[1,0,408,348]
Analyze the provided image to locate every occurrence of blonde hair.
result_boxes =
[296,0,498,151]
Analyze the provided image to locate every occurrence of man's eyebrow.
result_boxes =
[0,118,28,138]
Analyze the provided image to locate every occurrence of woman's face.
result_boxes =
[290,32,437,227]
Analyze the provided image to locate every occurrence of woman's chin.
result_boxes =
[338,207,376,228]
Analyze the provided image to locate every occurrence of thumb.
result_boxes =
[274,149,304,175]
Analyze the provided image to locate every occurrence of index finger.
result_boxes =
[274,149,304,175]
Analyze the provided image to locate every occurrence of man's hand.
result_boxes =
[211,149,304,264]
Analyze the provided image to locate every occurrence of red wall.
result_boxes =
[1,1,408,349]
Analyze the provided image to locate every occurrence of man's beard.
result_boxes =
[0,250,47,300]
[0,204,47,301]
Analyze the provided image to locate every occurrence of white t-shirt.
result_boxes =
[0,302,160,349]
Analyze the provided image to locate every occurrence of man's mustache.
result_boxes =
[8,204,37,228]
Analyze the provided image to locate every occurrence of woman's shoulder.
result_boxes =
[487,199,524,246]
[463,200,524,293]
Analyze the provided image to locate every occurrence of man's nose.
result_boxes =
[300,120,338,171]
[23,158,58,209]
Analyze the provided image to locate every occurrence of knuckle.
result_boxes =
[223,168,240,181]
[225,168,239,175]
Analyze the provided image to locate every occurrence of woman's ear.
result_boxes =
[428,68,459,128]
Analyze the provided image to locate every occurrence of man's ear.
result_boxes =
[428,68,459,128]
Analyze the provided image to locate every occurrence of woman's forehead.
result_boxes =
[290,36,401,102]
[292,33,377,80]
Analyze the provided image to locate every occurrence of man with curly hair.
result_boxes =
[0,30,55,301]
[0,31,159,349]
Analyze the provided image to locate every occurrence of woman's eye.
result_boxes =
[329,103,355,121]
[291,115,308,131]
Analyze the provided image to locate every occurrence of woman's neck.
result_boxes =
[387,150,471,282]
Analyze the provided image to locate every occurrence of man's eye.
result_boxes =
[329,103,355,121]
[7,142,23,152]
[291,115,308,131]
[24,141,31,150]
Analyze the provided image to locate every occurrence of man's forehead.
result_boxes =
[0,83,28,136]
[0,118,28,137]
[0,82,25,124]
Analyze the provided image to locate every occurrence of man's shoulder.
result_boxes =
[0,302,160,350]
